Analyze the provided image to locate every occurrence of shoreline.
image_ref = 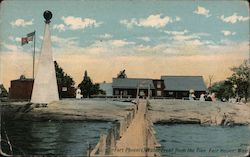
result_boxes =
[1,99,250,126]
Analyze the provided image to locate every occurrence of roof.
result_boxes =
[11,78,34,82]
[99,83,113,96]
[112,78,155,89]
[161,76,207,91]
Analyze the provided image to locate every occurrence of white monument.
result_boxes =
[31,10,59,104]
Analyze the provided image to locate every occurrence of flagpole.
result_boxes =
[33,30,36,79]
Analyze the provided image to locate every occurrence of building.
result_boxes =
[152,79,165,97]
[112,76,207,99]
[57,84,76,98]
[9,76,34,100]
[99,82,113,96]
[112,78,156,98]
[161,76,207,99]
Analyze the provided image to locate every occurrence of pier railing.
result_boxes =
[89,99,161,157]
[90,103,137,156]
[145,100,161,157]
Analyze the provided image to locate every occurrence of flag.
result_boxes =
[27,31,35,37]
[27,31,35,41]
[21,31,35,46]
[21,37,28,45]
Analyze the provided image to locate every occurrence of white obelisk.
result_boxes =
[31,10,59,104]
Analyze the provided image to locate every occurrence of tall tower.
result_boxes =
[31,10,59,104]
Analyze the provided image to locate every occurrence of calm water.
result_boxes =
[154,124,250,157]
[1,119,250,156]
[1,119,111,156]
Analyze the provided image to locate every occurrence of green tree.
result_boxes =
[0,84,8,97]
[117,69,127,78]
[210,81,234,100]
[78,70,102,98]
[228,60,250,101]
[54,61,75,87]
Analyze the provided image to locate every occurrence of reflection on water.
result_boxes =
[1,119,110,155]
[154,124,250,157]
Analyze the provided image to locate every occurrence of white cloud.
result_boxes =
[1,42,20,51]
[110,39,135,47]
[39,35,79,48]
[164,29,198,41]
[164,29,212,47]
[120,14,179,28]
[139,14,173,28]
[137,36,151,42]
[219,13,249,24]
[120,19,137,28]
[8,36,21,42]
[175,16,181,21]
[61,16,102,30]
[99,33,113,39]
[221,30,236,36]
[193,6,211,17]
[10,19,33,27]
[53,24,66,32]
[164,29,189,35]
[91,38,135,48]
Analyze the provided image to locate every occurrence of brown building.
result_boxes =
[152,79,165,98]
[9,76,34,100]
[112,78,156,98]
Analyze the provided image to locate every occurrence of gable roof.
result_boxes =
[161,76,207,91]
[112,78,155,89]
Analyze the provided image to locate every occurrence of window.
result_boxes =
[157,81,161,88]
[140,91,145,96]
[115,90,119,95]
[169,92,173,95]
[157,90,162,96]
[182,92,188,96]
[123,90,128,96]
[62,87,67,91]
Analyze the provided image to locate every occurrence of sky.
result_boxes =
[0,0,249,89]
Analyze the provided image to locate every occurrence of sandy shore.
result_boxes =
[1,99,250,126]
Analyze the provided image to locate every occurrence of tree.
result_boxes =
[210,81,234,100]
[78,70,102,98]
[0,84,8,97]
[117,69,127,78]
[228,60,250,101]
[211,60,250,102]
[54,61,75,87]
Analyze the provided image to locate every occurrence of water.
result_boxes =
[1,119,250,156]
[1,119,111,156]
[154,124,250,157]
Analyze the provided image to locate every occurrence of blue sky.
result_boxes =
[0,0,249,88]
